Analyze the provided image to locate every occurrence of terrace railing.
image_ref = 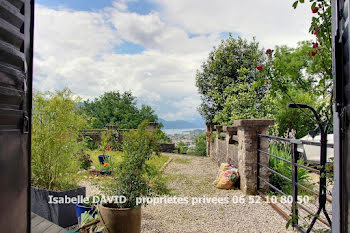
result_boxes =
[257,134,333,232]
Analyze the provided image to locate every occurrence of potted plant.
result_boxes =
[99,121,167,233]
[67,208,104,233]
[76,194,102,225]
[31,89,88,227]
[98,131,112,165]
[100,161,112,176]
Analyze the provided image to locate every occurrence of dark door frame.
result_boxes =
[332,0,350,232]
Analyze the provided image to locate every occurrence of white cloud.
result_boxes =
[33,4,121,94]
[33,0,315,122]
[108,7,220,54]
[151,0,314,48]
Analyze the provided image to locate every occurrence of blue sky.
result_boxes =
[36,0,158,14]
[33,0,313,122]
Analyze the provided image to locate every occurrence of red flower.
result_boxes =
[256,66,263,71]
[266,49,273,54]
[311,51,316,57]
[312,7,318,13]
[312,42,319,48]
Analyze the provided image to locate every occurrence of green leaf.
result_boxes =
[311,2,316,10]
[286,219,292,229]
[293,1,298,9]
[299,0,304,3]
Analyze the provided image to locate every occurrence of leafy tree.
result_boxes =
[271,0,333,134]
[215,68,271,124]
[196,35,265,123]
[83,91,158,129]
[252,40,333,137]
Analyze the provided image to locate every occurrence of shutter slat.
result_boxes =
[0,0,24,29]
[0,39,25,69]
[0,62,25,86]
[0,85,23,109]
[0,18,24,49]
[5,0,24,10]
[0,108,22,131]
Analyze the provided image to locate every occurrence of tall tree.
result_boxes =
[196,35,265,123]
[83,91,158,129]
[255,41,330,138]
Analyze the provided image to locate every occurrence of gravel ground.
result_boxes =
[141,153,296,233]
[77,153,333,232]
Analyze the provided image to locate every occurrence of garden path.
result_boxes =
[141,153,296,233]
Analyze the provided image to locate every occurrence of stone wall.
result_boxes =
[160,143,175,153]
[206,119,274,195]
[207,125,239,168]
[81,123,175,153]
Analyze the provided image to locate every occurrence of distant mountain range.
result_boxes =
[159,118,205,129]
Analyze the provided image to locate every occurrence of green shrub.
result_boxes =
[187,134,207,156]
[83,136,99,150]
[269,142,312,195]
[31,89,87,191]
[75,149,93,170]
[102,120,168,208]
[269,89,319,138]
[100,131,113,155]
[177,141,187,154]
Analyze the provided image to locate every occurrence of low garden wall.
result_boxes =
[160,143,175,153]
[81,124,175,153]
[207,119,274,195]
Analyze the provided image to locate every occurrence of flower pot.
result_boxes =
[31,186,86,227]
[75,203,96,225]
[98,155,110,165]
[99,204,141,233]
[100,170,112,176]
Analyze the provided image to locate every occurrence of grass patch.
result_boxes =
[88,150,123,168]
[147,154,170,171]
[81,151,170,193]
[86,150,169,171]
[269,143,313,196]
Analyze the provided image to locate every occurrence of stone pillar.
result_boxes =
[106,125,119,131]
[147,122,159,131]
[234,119,274,195]
[205,123,213,157]
[214,125,223,164]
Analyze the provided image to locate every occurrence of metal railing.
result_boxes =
[257,134,333,232]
